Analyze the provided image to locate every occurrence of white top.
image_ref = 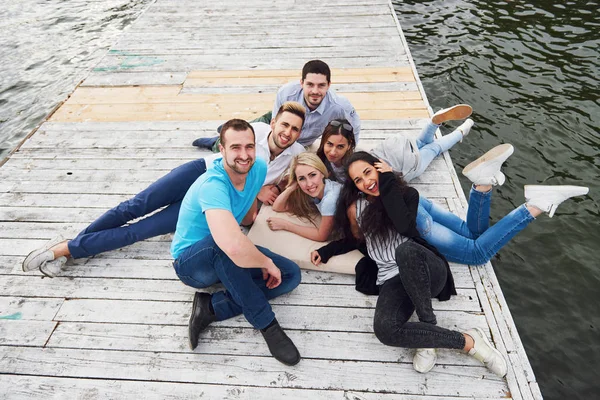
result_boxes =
[204,122,304,185]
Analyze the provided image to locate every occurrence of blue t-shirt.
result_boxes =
[170,157,267,258]
[314,179,342,217]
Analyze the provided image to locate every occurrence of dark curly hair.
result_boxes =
[334,151,408,243]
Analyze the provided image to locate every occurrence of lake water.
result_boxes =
[392,1,599,398]
[0,1,598,398]
[0,0,152,159]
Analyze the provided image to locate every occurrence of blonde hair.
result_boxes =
[285,152,329,222]
[274,101,306,125]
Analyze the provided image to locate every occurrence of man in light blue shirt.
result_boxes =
[172,119,302,366]
[272,59,360,146]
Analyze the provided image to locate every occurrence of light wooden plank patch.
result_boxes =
[0,320,57,346]
[65,87,422,104]
[0,346,509,397]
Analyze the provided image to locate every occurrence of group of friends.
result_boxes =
[23,60,588,376]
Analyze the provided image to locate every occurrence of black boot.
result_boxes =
[261,319,301,366]
[189,292,216,350]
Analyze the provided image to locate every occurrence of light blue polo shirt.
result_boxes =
[170,157,267,258]
[272,82,361,146]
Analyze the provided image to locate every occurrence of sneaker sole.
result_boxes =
[524,185,589,199]
[432,104,473,124]
[462,144,514,176]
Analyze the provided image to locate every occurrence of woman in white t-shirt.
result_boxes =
[267,153,341,241]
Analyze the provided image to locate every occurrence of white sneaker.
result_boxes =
[457,118,474,142]
[432,104,473,125]
[22,236,65,272]
[524,185,589,218]
[40,256,68,278]
[465,327,507,377]
[413,348,437,373]
[462,144,514,186]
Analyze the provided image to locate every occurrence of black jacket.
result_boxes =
[317,172,456,301]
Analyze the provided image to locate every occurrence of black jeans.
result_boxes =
[373,241,465,349]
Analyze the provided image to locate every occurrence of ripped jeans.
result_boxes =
[416,186,534,265]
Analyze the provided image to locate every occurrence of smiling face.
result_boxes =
[219,128,256,175]
[301,73,330,110]
[324,134,351,165]
[348,160,380,197]
[270,111,303,150]
[295,164,326,199]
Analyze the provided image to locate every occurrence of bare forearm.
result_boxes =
[222,231,271,268]
[283,221,329,242]
[272,185,294,212]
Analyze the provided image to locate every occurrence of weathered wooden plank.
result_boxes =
[0,180,457,198]
[0,255,473,289]
[0,320,57,346]
[47,322,482,366]
[53,299,487,334]
[21,127,422,143]
[0,297,63,321]
[92,56,407,73]
[123,26,400,40]
[0,165,450,186]
[1,153,446,173]
[0,346,509,397]
[35,119,429,131]
[82,71,188,86]
[0,193,131,209]
[0,375,509,400]
[0,275,479,310]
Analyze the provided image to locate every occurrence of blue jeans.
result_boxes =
[68,159,207,258]
[173,235,301,330]
[416,186,535,265]
[411,121,463,179]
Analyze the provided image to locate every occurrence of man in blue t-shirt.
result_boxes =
[171,119,302,366]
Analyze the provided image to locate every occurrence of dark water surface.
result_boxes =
[392,1,599,398]
[0,0,152,160]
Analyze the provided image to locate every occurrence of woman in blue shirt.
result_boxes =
[267,153,341,242]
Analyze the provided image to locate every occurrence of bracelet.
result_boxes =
[275,184,282,193]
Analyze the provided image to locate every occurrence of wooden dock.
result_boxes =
[0,0,542,398]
